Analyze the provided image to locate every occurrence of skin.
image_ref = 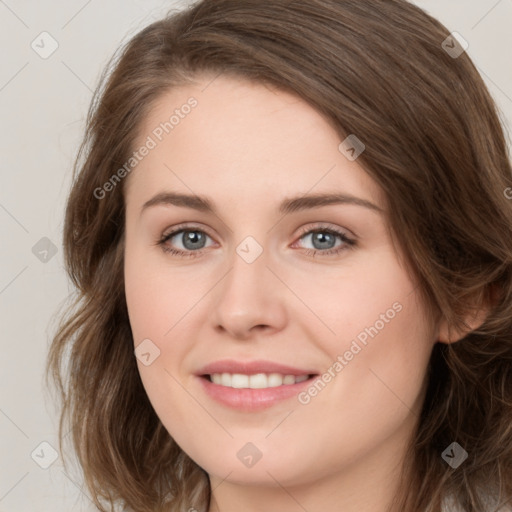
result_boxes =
[123,75,461,512]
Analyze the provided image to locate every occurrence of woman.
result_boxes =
[46,1,512,511]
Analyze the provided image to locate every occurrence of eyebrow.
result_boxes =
[140,191,383,216]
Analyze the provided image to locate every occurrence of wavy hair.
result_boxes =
[45,1,512,511]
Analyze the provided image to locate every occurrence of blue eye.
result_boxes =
[157,228,214,258]
[156,224,356,258]
[295,226,356,257]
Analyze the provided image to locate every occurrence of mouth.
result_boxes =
[200,372,316,388]
[196,372,319,412]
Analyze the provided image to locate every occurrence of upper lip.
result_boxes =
[196,359,318,377]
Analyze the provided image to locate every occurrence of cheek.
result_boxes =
[316,274,434,433]
[124,248,195,423]
[125,274,204,351]
[124,240,181,344]
[284,247,419,350]
[308,248,434,406]
[124,243,201,402]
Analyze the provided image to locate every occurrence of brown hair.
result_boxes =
[46,1,512,511]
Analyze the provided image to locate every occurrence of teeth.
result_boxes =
[209,372,310,388]
[231,374,249,388]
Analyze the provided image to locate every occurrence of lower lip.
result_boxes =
[196,375,317,412]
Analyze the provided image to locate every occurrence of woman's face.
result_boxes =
[124,75,437,494]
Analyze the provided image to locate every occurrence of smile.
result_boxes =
[197,373,319,412]
[207,372,310,388]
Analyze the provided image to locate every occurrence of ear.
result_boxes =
[437,307,489,344]
[437,285,498,344]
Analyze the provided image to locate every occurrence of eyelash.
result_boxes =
[155,223,356,259]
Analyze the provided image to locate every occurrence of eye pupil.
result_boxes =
[183,231,205,249]
[312,231,335,250]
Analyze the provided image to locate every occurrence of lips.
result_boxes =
[195,359,319,411]
[196,359,318,377]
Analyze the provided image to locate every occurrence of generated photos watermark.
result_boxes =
[298,301,403,405]
[93,97,198,199]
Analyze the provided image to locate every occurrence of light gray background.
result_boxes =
[1,1,511,511]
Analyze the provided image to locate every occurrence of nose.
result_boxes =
[210,245,287,340]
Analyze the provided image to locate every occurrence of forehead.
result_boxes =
[124,75,385,213]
